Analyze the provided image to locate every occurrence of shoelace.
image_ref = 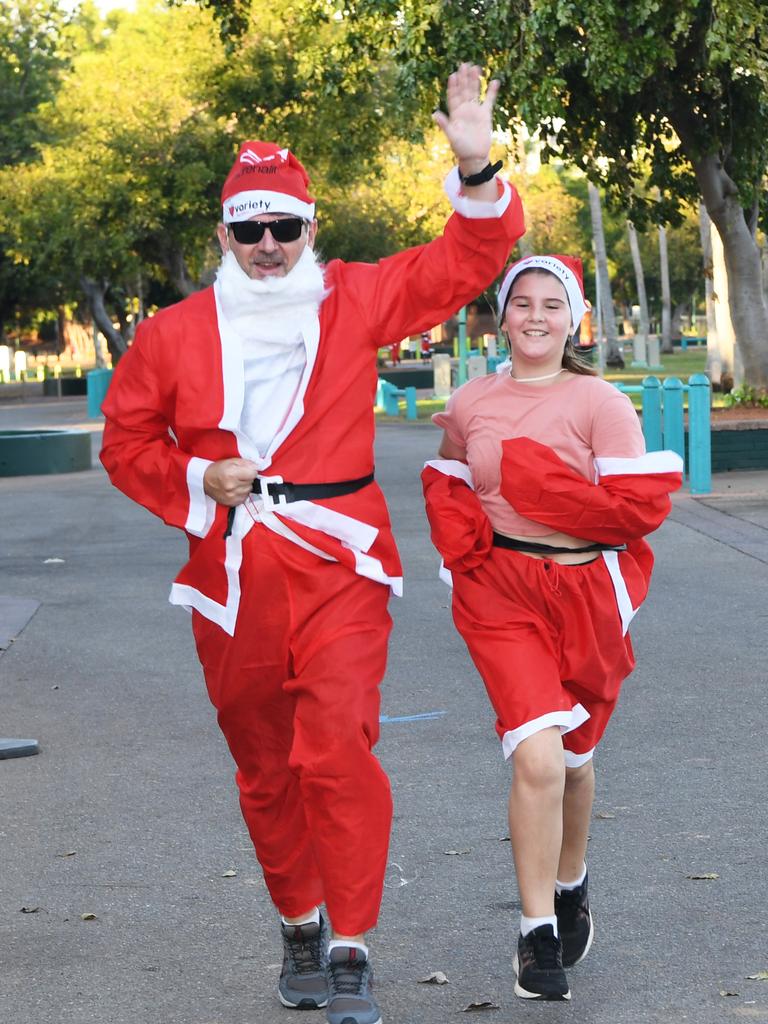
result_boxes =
[530,932,562,970]
[556,887,585,909]
[285,929,323,975]
[328,957,368,995]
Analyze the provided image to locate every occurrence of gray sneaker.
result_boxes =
[278,915,328,1010]
[326,946,382,1024]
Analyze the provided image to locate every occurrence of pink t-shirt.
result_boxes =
[432,371,646,537]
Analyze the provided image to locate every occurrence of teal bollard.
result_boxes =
[641,376,663,451]
[381,381,399,417]
[662,377,685,470]
[86,368,113,418]
[687,374,712,495]
[404,386,417,421]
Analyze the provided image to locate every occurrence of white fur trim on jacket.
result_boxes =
[423,457,475,487]
[443,168,513,219]
[594,451,684,479]
[184,457,217,538]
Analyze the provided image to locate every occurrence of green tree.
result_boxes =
[0,0,73,342]
[0,1,228,361]
[317,0,768,385]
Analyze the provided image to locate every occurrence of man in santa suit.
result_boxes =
[100,64,524,1024]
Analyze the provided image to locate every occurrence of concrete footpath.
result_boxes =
[1,398,767,1024]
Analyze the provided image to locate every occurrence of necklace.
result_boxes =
[508,367,565,383]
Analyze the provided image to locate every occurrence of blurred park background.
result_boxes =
[1,0,767,405]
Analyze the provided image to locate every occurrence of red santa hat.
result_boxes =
[497,254,588,331]
[221,141,315,224]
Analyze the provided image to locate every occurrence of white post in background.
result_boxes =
[432,353,452,399]
[13,350,27,381]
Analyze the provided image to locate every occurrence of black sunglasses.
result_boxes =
[229,218,305,245]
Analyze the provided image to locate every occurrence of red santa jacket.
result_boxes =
[101,174,526,634]
[422,441,683,634]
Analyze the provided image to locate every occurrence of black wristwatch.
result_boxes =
[458,159,503,187]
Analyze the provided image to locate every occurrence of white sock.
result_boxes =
[328,939,369,958]
[555,862,587,893]
[281,907,320,927]
[520,914,558,938]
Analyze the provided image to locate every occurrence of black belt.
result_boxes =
[223,472,374,539]
[250,471,374,504]
[492,532,626,555]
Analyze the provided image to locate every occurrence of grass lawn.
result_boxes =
[604,348,707,385]
[377,347,714,420]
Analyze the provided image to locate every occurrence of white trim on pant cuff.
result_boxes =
[564,747,595,768]
[500,704,590,761]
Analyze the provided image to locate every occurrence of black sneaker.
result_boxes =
[278,915,328,1010]
[555,872,594,968]
[326,945,382,1024]
[513,924,570,1000]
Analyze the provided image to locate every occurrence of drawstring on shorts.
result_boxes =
[542,559,562,596]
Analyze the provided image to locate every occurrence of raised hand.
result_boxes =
[432,63,500,169]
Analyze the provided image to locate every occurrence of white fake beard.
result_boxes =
[215,245,327,343]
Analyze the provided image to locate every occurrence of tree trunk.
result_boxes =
[164,247,198,298]
[698,202,723,385]
[56,307,67,356]
[671,302,687,341]
[688,152,768,387]
[626,221,649,365]
[92,323,108,369]
[588,182,623,366]
[517,234,534,258]
[658,224,673,354]
[80,277,128,365]
[710,221,741,386]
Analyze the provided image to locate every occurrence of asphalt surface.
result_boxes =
[1,397,767,1024]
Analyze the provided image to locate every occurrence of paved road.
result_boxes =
[1,401,767,1023]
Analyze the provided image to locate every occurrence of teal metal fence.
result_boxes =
[377,379,418,420]
[614,374,711,494]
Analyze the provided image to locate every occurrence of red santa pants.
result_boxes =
[192,525,393,936]
[451,547,637,764]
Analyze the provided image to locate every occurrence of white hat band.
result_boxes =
[223,189,315,224]
[497,255,588,331]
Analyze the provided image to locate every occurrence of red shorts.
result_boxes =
[451,546,640,765]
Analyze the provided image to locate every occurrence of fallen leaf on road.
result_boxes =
[20,906,40,914]
[746,971,768,981]
[719,990,739,997]
[43,558,65,564]
[221,869,237,877]
[56,851,76,858]
[419,972,449,985]
[80,912,97,921]
[498,836,510,842]
[462,1000,499,1012]
[595,811,616,819]
[686,873,719,880]
[444,849,471,856]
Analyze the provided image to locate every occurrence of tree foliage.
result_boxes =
[0,0,75,337]
[310,0,768,381]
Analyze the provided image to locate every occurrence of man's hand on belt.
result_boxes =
[203,458,260,506]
